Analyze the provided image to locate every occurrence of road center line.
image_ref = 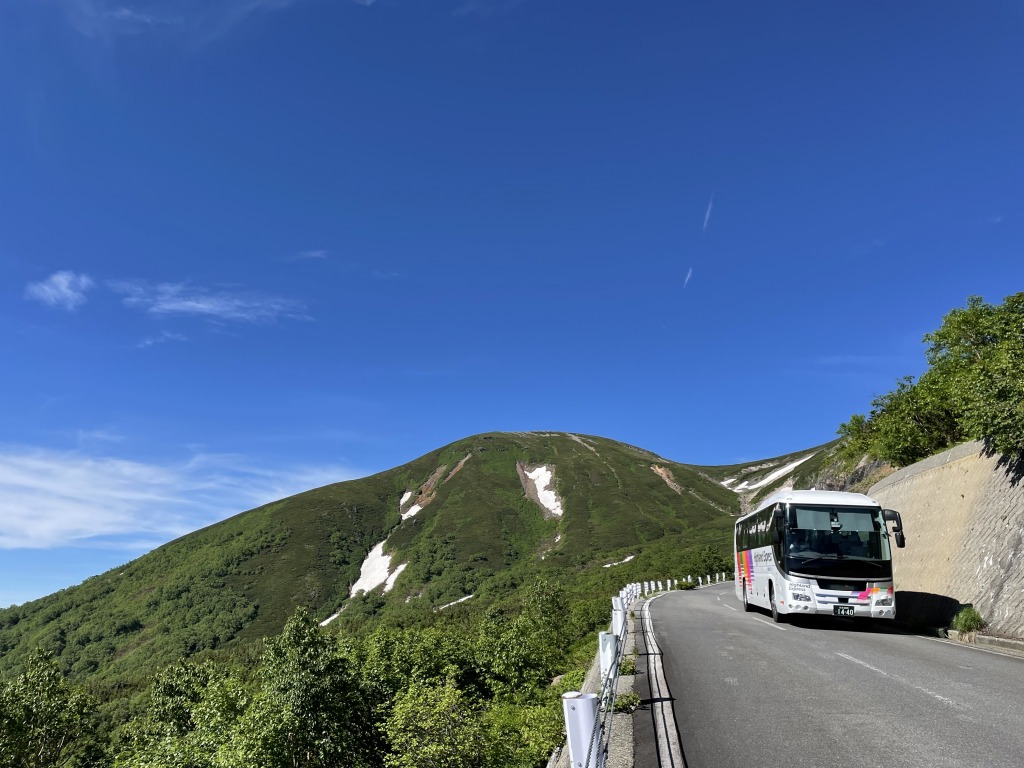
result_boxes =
[750,615,788,631]
[835,652,888,676]
[835,652,961,708]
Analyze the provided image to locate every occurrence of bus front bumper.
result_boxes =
[788,601,895,619]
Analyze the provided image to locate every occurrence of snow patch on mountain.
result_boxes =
[526,465,563,517]
[730,454,817,493]
[603,554,635,568]
[435,594,473,612]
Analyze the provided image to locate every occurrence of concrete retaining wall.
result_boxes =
[869,441,1024,637]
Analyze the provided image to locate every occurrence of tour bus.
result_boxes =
[734,489,905,622]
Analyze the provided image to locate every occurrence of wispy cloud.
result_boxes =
[138,330,188,348]
[24,271,95,310]
[75,429,125,446]
[0,445,363,549]
[55,0,302,42]
[109,280,307,323]
[62,1,182,38]
[702,193,715,234]
[284,249,329,261]
[684,267,693,289]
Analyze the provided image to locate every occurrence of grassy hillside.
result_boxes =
[0,432,743,696]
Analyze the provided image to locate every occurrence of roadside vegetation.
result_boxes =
[1,545,730,767]
[836,293,1024,470]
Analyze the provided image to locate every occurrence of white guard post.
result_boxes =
[562,691,601,768]
[599,631,617,683]
[611,596,625,636]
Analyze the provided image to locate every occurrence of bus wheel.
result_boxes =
[742,581,751,612]
[769,584,785,624]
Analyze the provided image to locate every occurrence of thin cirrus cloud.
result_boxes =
[24,271,95,311]
[0,446,363,550]
[138,330,188,348]
[109,280,308,323]
[59,0,294,39]
[56,0,376,42]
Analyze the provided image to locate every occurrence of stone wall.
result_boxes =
[869,441,1024,637]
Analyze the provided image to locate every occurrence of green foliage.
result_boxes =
[473,579,566,696]
[0,649,100,768]
[684,545,730,578]
[115,609,379,768]
[383,673,485,768]
[837,294,1024,467]
[925,293,1024,459]
[951,606,986,634]
[613,691,641,714]
[618,655,637,676]
[240,608,379,768]
[480,699,562,768]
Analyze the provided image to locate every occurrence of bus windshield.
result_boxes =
[783,505,892,579]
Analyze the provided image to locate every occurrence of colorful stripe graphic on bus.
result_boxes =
[736,550,754,587]
[857,585,893,601]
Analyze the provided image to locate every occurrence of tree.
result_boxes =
[114,660,239,768]
[234,608,379,768]
[925,293,1024,459]
[473,580,565,696]
[0,649,100,768]
[867,373,962,467]
[383,673,485,768]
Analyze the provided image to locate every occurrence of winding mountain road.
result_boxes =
[634,583,1024,768]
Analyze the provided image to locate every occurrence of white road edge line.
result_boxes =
[723,604,737,611]
[642,595,685,768]
[919,634,1024,661]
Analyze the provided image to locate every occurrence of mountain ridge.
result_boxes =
[0,431,833,699]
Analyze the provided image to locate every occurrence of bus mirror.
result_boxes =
[772,527,781,544]
[772,509,783,525]
[883,509,906,547]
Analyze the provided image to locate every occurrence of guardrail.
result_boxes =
[553,574,732,768]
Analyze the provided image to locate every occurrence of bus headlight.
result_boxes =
[791,593,812,602]
[875,596,894,606]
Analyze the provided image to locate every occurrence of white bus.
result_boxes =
[734,490,905,623]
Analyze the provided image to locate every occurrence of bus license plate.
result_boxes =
[833,606,855,617]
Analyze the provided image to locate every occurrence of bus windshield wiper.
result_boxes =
[792,555,840,567]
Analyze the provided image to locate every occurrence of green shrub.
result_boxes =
[618,655,636,676]
[952,606,986,634]
[613,691,641,714]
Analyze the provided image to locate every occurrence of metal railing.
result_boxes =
[554,575,733,767]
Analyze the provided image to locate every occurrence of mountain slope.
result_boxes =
[0,431,761,693]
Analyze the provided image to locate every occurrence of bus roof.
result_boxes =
[747,489,881,517]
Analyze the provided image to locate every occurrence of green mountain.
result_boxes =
[0,431,830,706]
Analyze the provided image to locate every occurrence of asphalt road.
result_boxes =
[634,583,1024,768]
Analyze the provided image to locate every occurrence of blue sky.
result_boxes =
[2,0,1022,606]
